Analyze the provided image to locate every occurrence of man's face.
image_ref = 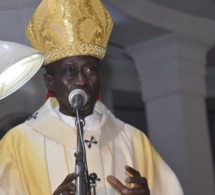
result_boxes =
[44,56,100,117]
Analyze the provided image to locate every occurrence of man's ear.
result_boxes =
[43,73,54,91]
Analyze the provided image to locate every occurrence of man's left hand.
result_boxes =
[107,165,150,195]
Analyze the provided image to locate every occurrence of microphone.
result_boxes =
[68,89,88,111]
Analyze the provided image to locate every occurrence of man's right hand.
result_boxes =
[53,173,76,195]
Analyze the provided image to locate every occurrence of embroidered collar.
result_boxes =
[54,106,99,131]
[26,98,124,148]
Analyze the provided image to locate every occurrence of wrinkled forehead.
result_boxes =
[45,56,100,72]
[54,56,100,66]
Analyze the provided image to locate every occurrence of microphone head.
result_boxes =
[68,89,87,111]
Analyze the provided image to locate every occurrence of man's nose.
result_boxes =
[75,71,87,87]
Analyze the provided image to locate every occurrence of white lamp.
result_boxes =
[0,41,44,100]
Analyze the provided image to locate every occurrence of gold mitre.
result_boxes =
[26,0,113,65]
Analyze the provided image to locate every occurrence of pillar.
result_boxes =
[125,33,215,195]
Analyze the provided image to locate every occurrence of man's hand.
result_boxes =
[53,173,76,195]
[107,165,150,195]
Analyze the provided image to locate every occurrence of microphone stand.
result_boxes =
[74,108,91,195]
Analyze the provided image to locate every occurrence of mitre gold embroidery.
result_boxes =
[26,0,113,65]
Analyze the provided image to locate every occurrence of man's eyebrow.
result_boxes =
[63,62,75,65]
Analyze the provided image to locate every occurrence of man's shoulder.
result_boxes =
[0,123,32,146]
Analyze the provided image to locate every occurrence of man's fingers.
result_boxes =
[60,173,76,186]
[107,171,150,195]
[125,176,148,186]
[107,175,126,192]
[53,174,76,195]
[125,165,141,177]
[122,187,150,195]
[125,165,150,191]
[53,182,75,195]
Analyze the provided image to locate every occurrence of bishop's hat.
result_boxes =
[26,0,113,65]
